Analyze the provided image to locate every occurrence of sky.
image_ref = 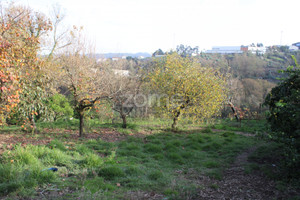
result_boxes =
[9,0,300,53]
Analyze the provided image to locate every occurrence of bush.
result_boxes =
[48,94,73,121]
[264,56,300,178]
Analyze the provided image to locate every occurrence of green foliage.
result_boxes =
[7,83,55,125]
[48,94,73,120]
[264,56,300,177]
[264,62,300,137]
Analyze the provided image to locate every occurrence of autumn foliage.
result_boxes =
[0,5,51,125]
[148,53,228,129]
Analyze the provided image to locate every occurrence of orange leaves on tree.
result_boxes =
[0,5,52,125]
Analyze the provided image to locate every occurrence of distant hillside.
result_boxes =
[95,52,151,59]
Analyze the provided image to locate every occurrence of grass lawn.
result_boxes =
[0,118,297,199]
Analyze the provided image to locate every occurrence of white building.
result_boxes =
[205,43,266,55]
[289,45,298,51]
[206,46,243,54]
[290,42,300,51]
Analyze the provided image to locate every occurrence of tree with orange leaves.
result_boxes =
[0,4,52,125]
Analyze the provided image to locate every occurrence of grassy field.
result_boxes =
[0,118,298,199]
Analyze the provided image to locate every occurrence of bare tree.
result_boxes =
[46,4,75,59]
[109,73,142,128]
[58,52,113,136]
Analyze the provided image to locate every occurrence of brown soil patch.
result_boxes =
[0,127,147,154]
[0,133,52,154]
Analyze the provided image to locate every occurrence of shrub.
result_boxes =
[264,57,300,178]
[48,94,73,121]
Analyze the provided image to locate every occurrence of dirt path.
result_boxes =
[194,146,298,200]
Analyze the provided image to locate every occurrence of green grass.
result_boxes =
[209,119,269,133]
[0,127,261,199]
[36,117,167,132]
[2,117,297,199]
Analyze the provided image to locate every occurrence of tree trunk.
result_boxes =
[31,106,37,134]
[171,116,178,130]
[120,106,127,128]
[79,110,84,137]
[121,114,127,128]
[228,102,239,122]
[172,107,183,131]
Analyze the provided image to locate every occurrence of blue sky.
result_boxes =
[12,0,300,53]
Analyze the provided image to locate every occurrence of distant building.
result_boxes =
[241,45,248,52]
[289,45,299,51]
[154,55,166,58]
[290,42,300,51]
[292,42,300,48]
[205,43,266,54]
[206,46,243,54]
